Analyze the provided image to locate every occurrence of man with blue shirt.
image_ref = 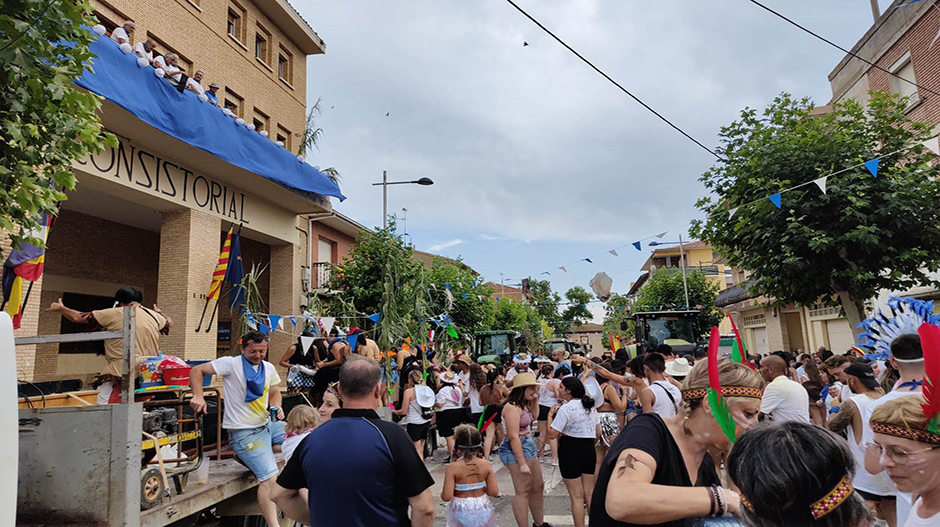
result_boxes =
[190,331,285,527]
[273,356,435,526]
[205,82,221,106]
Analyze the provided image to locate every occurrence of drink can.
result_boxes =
[269,406,279,421]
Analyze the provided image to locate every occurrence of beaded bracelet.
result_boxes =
[707,486,717,517]
[712,485,725,517]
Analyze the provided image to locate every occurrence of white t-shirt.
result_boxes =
[282,430,311,463]
[211,356,281,430]
[647,380,683,418]
[862,387,922,525]
[506,367,527,383]
[847,393,894,495]
[185,77,205,95]
[539,378,559,408]
[133,42,152,61]
[436,385,463,410]
[550,399,599,439]
[153,55,182,82]
[904,497,940,526]
[110,27,129,44]
[469,386,484,413]
[760,375,810,423]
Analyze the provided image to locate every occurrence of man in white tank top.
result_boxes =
[827,363,895,523]
[639,353,682,418]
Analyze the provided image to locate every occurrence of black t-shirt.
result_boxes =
[277,408,434,526]
[287,340,315,367]
[589,413,720,527]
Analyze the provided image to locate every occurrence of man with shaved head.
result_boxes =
[759,354,810,423]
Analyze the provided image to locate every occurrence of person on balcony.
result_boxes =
[206,82,221,106]
[153,52,183,84]
[185,70,206,96]
[110,20,134,45]
[46,286,171,405]
[133,37,157,64]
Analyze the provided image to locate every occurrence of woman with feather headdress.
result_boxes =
[588,328,764,526]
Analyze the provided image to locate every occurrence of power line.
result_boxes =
[748,0,940,98]
[503,0,721,159]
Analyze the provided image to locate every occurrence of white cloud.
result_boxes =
[426,239,464,252]
[479,234,503,241]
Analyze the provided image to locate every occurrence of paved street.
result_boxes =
[425,448,579,527]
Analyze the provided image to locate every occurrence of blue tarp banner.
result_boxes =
[75,34,346,201]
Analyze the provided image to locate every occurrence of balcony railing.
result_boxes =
[651,265,720,276]
[311,261,335,290]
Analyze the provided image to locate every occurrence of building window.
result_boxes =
[252,107,269,133]
[278,45,292,85]
[890,52,919,108]
[146,33,192,72]
[255,34,268,64]
[227,3,246,44]
[276,124,291,150]
[93,12,119,35]
[224,88,243,118]
[58,293,115,354]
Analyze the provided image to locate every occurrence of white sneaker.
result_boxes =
[551,459,559,466]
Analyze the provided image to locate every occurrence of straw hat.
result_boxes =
[415,385,435,408]
[665,357,692,377]
[439,371,457,385]
[456,354,473,366]
[509,372,538,389]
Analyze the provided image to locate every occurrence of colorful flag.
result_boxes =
[609,332,620,352]
[3,214,52,329]
[227,231,245,308]
[207,227,233,300]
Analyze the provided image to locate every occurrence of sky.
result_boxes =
[294,0,895,322]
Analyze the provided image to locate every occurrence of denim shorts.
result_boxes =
[229,421,286,482]
[498,435,537,465]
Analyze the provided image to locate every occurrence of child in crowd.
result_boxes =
[441,425,499,527]
[282,404,319,463]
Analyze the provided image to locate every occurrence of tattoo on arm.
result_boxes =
[827,403,854,434]
[615,454,638,478]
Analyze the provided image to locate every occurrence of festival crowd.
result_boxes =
[183,297,940,527]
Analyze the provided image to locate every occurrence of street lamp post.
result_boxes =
[648,234,690,309]
[372,171,434,229]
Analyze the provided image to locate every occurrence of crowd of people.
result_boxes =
[179,297,940,527]
[103,20,281,140]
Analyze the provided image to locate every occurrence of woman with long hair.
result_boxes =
[309,337,334,406]
[279,329,318,399]
[802,359,827,427]
[590,358,764,526]
[436,371,467,461]
[596,360,628,473]
[536,363,561,465]
[318,383,342,424]
[499,372,549,527]
[728,421,874,527]
[479,368,508,458]
[869,395,940,526]
[548,377,600,527]
[395,369,433,458]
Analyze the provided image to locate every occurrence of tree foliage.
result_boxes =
[602,293,634,347]
[691,93,940,335]
[526,277,565,337]
[0,0,115,256]
[561,286,593,327]
[426,257,494,341]
[634,268,723,339]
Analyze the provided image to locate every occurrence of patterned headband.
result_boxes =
[740,475,853,520]
[681,386,763,401]
[871,422,940,445]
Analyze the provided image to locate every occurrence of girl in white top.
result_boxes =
[282,404,319,463]
[536,364,560,464]
[394,370,433,458]
[436,371,467,459]
[548,376,600,527]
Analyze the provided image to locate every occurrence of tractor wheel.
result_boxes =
[140,467,165,510]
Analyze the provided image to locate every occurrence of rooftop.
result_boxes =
[256,0,327,55]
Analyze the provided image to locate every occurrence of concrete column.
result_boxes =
[157,209,221,360]
[267,219,303,374]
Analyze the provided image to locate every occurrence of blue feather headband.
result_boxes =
[857,297,940,359]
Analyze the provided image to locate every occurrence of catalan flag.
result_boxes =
[207,227,233,301]
[2,214,52,329]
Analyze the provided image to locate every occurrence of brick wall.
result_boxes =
[90,0,311,153]
[307,220,355,264]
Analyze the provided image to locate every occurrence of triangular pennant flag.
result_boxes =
[268,315,281,331]
[258,323,269,335]
[584,258,592,263]
[632,241,641,251]
[559,266,567,273]
[368,312,381,323]
[463,293,469,298]
[348,334,359,350]
[814,176,828,195]
[430,284,436,290]
[289,316,297,327]
[495,297,500,302]
[472,280,477,289]
[444,283,451,290]
[300,336,315,356]
[320,317,335,336]
[656,232,667,238]
[864,158,879,178]
[769,193,782,209]
[728,207,738,219]
[541,271,551,276]
[477,295,483,300]
[445,288,454,310]
[923,137,940,155]
[447,324,458,339]
[609,249,618,257]
[930,25,940,50]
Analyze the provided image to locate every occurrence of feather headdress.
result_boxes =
[857,297,940,360]
[920,322,940,434]
[706,326,737,443]
[729,316,755,369]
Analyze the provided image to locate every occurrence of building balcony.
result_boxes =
[73,31,344,242]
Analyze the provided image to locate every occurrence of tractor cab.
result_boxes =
[472,331,523,365]
[627,310,704,357]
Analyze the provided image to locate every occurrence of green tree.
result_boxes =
[635,268,723,339]
[0,0,115,256]
[425,257,494,341]
[602,293,634,348]
[691,92,940,337]
[526,277,565,337]
[561,286,593,327]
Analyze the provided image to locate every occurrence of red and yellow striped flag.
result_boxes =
[207,227,233,301]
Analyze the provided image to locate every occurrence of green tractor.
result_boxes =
[624,310,705,358]
[471,330,523,366]
[541,338,582,357]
